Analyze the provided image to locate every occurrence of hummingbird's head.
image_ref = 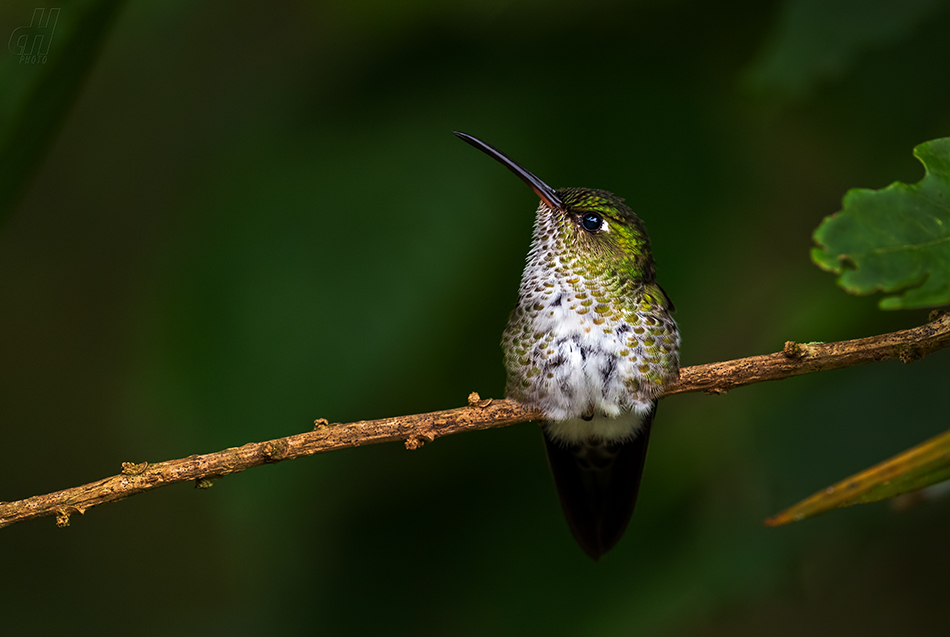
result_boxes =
[454,131,655,282]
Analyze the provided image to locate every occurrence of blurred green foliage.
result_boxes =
[0,0,124,222]
[743,0,943,100]
[1,0,949,635]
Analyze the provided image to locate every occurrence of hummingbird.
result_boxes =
[455,131,680,560]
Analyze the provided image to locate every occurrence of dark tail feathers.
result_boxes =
[543,406,655,560]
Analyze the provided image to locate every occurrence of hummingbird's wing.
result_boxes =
[542,404,656,560]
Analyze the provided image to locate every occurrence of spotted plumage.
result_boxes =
[455,132,680,559]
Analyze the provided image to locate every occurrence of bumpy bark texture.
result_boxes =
[2,312,948,530]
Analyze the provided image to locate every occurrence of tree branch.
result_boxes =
[2,312,948,529]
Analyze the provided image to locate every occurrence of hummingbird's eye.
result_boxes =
[581,213,603,232]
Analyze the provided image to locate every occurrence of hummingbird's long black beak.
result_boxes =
[454,131,563,210]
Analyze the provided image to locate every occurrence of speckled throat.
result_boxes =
[503,198,680,444]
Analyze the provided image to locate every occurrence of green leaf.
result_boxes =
[766,428,950,526]
[812,137,950,310]
[0,0,125,225]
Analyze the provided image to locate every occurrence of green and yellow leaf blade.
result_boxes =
[766,427,950,526]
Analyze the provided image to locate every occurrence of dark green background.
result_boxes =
[1,0,948,634]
